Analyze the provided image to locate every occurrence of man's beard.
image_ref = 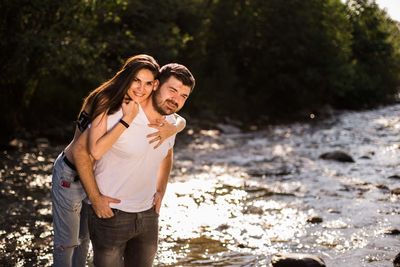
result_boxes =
[152,91,179,115]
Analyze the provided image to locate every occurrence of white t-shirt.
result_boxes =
[94,105,176,212]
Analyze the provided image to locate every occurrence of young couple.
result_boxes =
[51,54,195,267]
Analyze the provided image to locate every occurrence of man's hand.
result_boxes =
[91,195,121,218]
[152,191,164,214]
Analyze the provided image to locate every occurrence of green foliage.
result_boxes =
[197,0,354,120]
[0,0,107,141]
[1,0,400,142]
[335,0,400,108]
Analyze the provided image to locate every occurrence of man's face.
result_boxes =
[152,76,190,115]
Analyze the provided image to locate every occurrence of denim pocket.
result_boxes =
[51,155,86,212]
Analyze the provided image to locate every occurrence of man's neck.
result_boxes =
[141,98,164,123]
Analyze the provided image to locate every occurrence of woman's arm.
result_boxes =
[89,101,139,160]
[147,113,186,149]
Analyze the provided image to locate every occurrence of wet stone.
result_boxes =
[216,224,230,231]
[247,165,293,177]
[327,209,341,214]
[384,228,400,235]
[376,184,389,190]
[319,151,355,163]
[307,216,323,224]
[271,253,326,267]
[391,188,400,195]
[243,205,264,215]
[360,151,375,159]
[394,252,400,267]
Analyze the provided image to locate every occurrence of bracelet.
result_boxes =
[119,118,130,128]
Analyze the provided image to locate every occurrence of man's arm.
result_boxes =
[71,130,120,218]
[153,148,173,214]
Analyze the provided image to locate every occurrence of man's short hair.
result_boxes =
[159,63,195,92]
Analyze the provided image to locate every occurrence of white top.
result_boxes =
[94,105,176,212]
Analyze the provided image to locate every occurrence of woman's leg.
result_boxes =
[72,201,90,266]
[51,153,87,267]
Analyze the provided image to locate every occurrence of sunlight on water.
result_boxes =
[2,105,400,266]
[272,144,293,157]
[156,166,311,265]
[373,117,400,129]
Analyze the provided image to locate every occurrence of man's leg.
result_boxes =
[124,207,159,267]
[88,207,134,267]
[52,154,87,267]
[72,201,90,266]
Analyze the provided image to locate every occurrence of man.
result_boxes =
[71,63,195,266]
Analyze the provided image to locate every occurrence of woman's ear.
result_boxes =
[153,80,160,91]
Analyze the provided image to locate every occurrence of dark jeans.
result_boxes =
[88,206,159,267]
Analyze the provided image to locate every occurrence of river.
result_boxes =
[1,104,399,266]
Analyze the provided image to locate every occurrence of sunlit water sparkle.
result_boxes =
[1,104,400,266]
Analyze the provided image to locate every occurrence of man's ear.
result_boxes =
[153,80,160,91]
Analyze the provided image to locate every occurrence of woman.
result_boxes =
[51,54,185,267]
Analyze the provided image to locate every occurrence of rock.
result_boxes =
[307,216,323,224]
[360,151,375,159]
[384,228,400,235]
[271,253,326,267]
[376,184,389,190]
[394,252,400,267]
[216,224,229,231]
[319,151,355,163]
[327,209,341,214]
[243,205,264,215]
[391,188,400,195]
[247,166,292,177]
[388,175,400,180]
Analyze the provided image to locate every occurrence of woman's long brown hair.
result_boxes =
[80,54,160,122]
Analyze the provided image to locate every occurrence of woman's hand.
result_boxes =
[121,98,139,123]
[147,118,178,149]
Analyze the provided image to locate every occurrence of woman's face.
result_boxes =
[126,68,158,103]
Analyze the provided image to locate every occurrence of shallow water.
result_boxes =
[1,104,400,266]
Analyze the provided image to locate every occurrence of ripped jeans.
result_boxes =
[51,152,90,267]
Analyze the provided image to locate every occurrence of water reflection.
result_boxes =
[2,105,400,266]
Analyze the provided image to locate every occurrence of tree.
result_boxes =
[198,0,353,121]
[338,0,400,108]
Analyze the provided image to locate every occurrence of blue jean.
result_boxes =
[51,152,90,267]
[88,206,159,267]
